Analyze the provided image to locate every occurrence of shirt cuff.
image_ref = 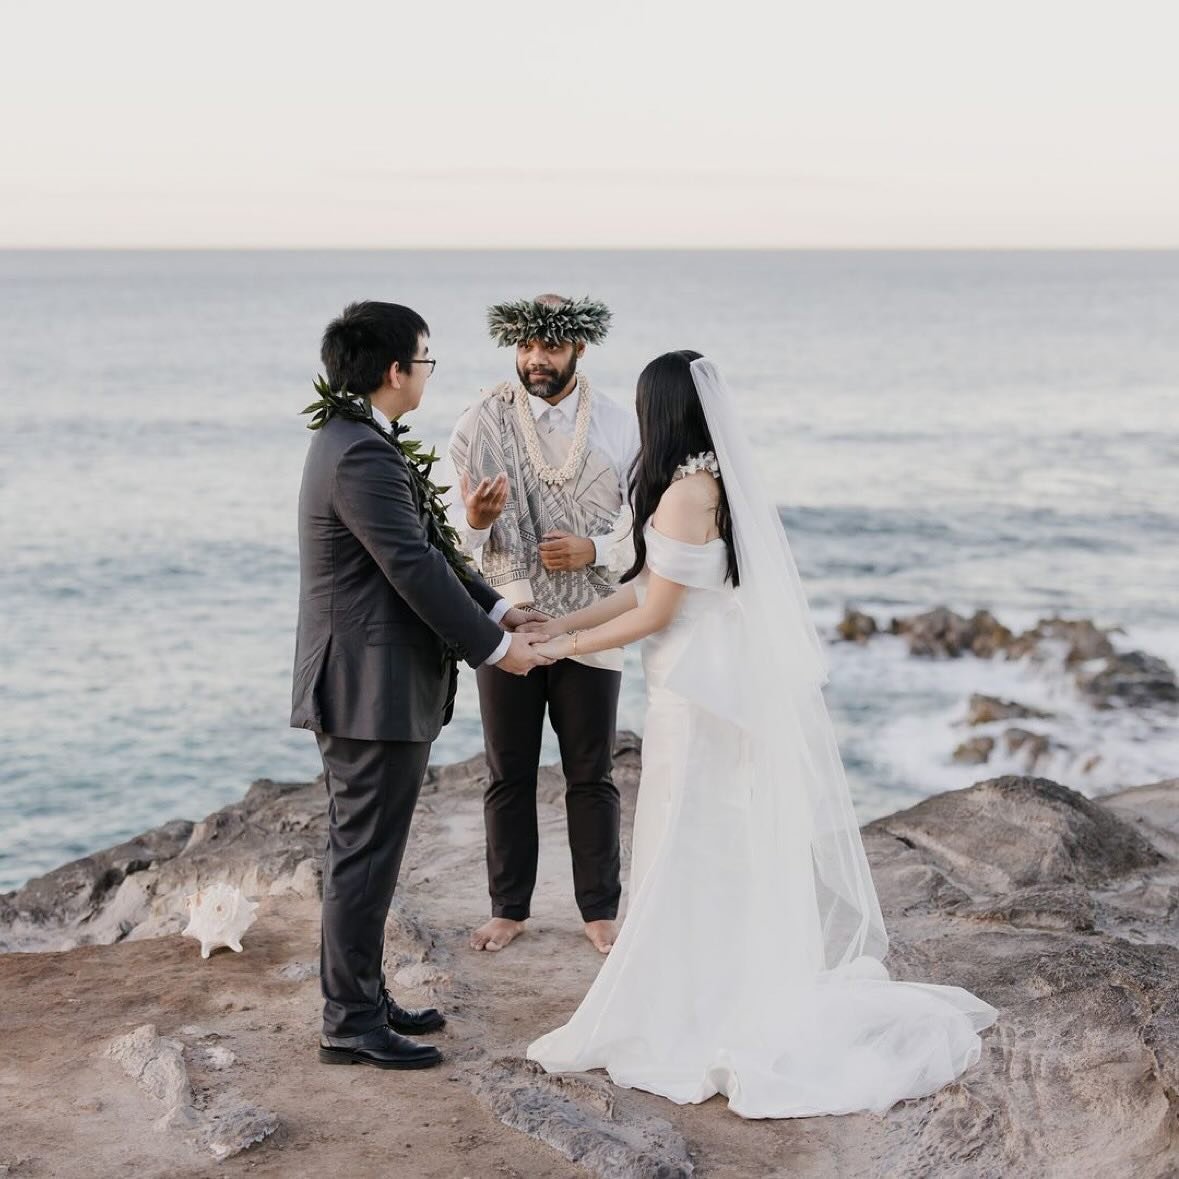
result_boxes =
[464,522,492,550]
[483,630,512,667]
[488,599,511,624]
[592,535,609,567]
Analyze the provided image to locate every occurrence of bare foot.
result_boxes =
[584,919,616,955]
[469,917,526,952]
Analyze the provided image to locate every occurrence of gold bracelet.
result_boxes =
[569,630,580,657]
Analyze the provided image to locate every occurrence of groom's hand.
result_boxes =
[461,472,509,529]
[496,631,554,675]
[539,530,596,571]
[501,605,548,631]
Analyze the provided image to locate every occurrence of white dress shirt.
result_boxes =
[371,405,510,666]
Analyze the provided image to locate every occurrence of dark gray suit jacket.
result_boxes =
[291,416,505,743]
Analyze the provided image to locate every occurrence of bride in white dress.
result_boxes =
[521,351,997,1119]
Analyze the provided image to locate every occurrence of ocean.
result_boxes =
[2,249,1177,892]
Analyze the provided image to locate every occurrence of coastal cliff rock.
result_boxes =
[2,744,1178,1177]
[0,779,327,954]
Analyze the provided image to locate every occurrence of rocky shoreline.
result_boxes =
[837,606,1179,709]
[835,607,1178,791]
[3,719,1179,1176]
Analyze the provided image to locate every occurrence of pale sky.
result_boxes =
[2,0,1177,248]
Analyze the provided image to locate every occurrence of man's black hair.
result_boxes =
[321,301,429,395]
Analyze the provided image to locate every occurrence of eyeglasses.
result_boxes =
[410,357,437,372]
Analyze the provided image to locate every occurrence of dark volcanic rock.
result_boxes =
[1078,650,1179,710]
[1005,616,1117,664]
[1102,778,1179,854]
[869,609,1176,712]
[889,608,1013,659]
[964,610,1015,659]
[854,607,1176,719]
[868,775,1165,895]
[965,694,1054,726]
[0,819,194,939]
[1001,727,1056,772]
[835,608,878,644]
[952,883,1097,932]
[470,1057,694,1179]
[953,736,995,765]
[0,779,327,952]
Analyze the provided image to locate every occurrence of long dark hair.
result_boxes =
[622,350,739,586]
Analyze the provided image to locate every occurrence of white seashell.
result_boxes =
[182,883,258,959]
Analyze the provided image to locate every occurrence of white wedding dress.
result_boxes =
[527,359,998,1120]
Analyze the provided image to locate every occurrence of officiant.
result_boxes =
[448,294,639,956]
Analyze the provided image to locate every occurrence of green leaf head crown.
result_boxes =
[487,294,612,348]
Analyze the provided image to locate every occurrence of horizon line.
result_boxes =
[2,244,1178,253]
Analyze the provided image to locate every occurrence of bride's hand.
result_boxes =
[534,633,575,661]
[516,614,569,641]
[502,606,550,632]
[516,620,556,636]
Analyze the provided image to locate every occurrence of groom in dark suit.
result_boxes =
[292,301,550,1069]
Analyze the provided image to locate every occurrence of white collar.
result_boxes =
[527,382,579,423]
[371,405,394,434]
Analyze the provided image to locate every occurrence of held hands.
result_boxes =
[515,619,559,638]
[539,530,596,572]
[496,630,555,675]
[533,632,577,661]
[496,609,574,670]
[513,616,563,640]
[501,606,549,632]
[461,472,509,530]
[513,611,579,661]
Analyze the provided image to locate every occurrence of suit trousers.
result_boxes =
[475,659,622,923]
[316,732,432,1036]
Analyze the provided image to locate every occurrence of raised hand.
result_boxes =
[539,529,596,572]
[461,471,509,530]
[496,631,555,675]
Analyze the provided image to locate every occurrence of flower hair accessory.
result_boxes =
[673,451,720,482]
[487,296,612,347]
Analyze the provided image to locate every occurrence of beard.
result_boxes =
[518,352,578,400]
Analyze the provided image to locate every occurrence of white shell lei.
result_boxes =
[673,451,720,481]
[513,373,594,486]
[182,882,258,959]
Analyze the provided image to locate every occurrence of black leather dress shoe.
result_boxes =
[318,1025,442,1070]
[384,989,446,1035]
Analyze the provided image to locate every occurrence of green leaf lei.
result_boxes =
[487,296,612,347]
[301,375,474,583]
